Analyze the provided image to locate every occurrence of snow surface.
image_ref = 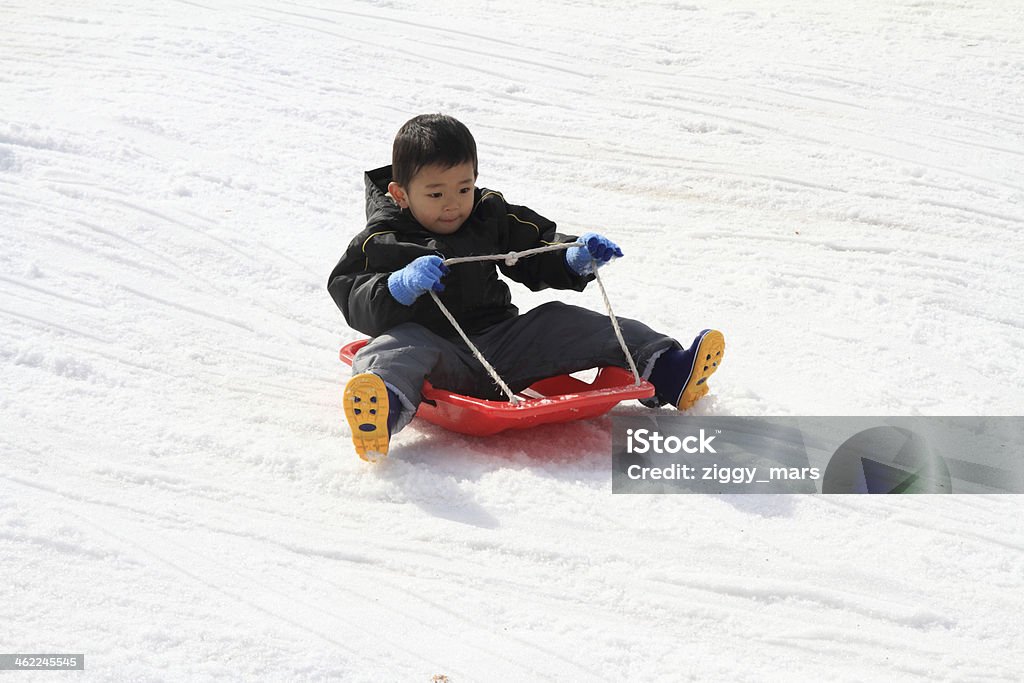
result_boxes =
[3,0,1024,680]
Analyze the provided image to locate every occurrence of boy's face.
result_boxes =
[389,161,476,235]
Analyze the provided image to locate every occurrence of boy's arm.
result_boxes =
[483,191,593,292]
[327,234,426,337]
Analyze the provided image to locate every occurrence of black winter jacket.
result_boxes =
[328,166,592,338]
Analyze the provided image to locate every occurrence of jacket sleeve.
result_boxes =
[485,191,593,292]
[327,233,423,337]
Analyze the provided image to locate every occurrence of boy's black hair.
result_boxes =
[392,114,478,187]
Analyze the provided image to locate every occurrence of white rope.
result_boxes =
[443,242,571,267]
[427,289,521,404]
[428,240,643,405]
[591,266,642,385]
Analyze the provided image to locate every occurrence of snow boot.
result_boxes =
[343,373,401,462]
[648,329,725,410]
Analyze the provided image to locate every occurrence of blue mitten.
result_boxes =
[387,255,450,306]
[565,232,623,276]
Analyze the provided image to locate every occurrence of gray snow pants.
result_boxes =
[352,301,679,433]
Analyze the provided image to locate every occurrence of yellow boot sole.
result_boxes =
[677,330,725,411]
[343,373,391,462]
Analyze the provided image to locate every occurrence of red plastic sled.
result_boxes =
[339,339,655,437]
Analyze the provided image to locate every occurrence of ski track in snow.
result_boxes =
[2,0,1024,680]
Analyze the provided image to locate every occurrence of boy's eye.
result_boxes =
[426,187,472,199]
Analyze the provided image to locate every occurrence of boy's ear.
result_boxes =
[387,181,408,209]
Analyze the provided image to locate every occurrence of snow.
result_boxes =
[2,0,1023,679]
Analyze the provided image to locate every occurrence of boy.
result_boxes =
[328,114,724,460]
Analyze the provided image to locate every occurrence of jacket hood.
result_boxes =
[364,165,402,228]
